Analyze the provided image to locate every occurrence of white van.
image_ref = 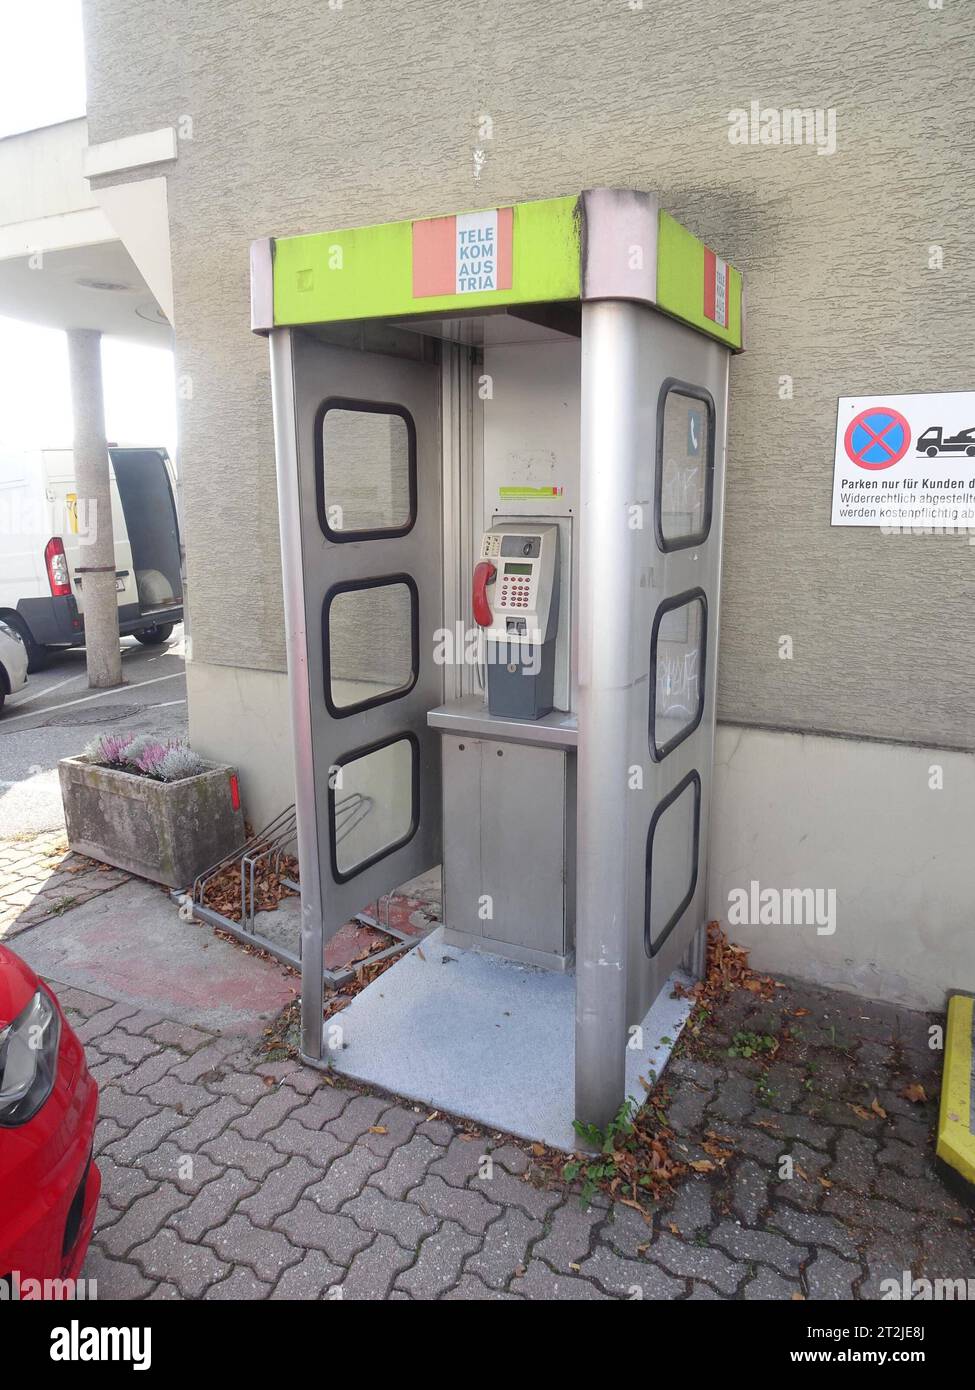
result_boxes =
[0,447,183,670]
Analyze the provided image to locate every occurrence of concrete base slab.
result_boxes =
[329,928,694,1150]
[11,878,295,1036]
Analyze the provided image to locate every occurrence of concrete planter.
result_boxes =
[59,755,245,890]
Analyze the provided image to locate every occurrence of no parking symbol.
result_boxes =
[844,406,911,470]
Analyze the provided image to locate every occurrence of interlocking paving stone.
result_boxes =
[731,1159,769,1226]
[369,1134,441,1201]
[129,1227,231,1299]
[395,1221,481,1298]
[305,1147,386,1212]
[442,1274,523,1300]
[145,1020,215,1053]
[742,1266,802,1300]
[768,1206,861,1261]
[205,1267,273,1300]
[533,1200,605,1271]
[42,965,970,1303]
[710,1220,808,1277]
[289,1086,354,1129]
[95,1085,158,1129]
[99,1183,192,1259]
[136,1142,224,1194]
[490,1143,531,1176]
[339,1234,413,1300]
[512,1262,614,1299]
[408,1175,502,1236]
[238,1156,318,1227]
[326,1095,390,1144]
[342,1186,439,1250]
[173,1095,248,1151]
[429,1134,488,1187]
[274,1201,372,1265]
[83,1245,156,1299]
[265,1117,346,1168]
[361,1103,422,1158]
[169,1169,259,1243]
[203,1214,302,1283]
[98,1031,160,1064]
[805,1248,862,1300]
[104,1110,187,1163]
[470,1169,563,1222]
[271,1249,344,1300]
[232,1087,304,1139]
[140,1075,220,1117]
[464,1207,542,1289]
[116,1049,184,1094]
[664,1177,713,1237]
[97,1155,161,1212]
[577,1247,684,1299]
[639,1231,747,1294]
[201,1130,290,1183]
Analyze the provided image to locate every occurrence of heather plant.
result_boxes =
[83,732,135,768]
[132,742,170,778]
[157,745,206,782]
[82,732,206,781]
[121,733,157,768]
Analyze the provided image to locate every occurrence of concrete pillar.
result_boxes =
[66,329,123,689]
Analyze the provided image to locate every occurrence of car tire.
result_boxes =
[6,617,49,673]
[134,623,174,646]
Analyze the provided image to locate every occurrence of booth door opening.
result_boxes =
[283,333,443,1040]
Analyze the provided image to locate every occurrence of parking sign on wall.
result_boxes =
[831,391,975,527]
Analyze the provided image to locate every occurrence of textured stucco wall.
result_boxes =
[81,0,975,752]
[709,725,975,1010]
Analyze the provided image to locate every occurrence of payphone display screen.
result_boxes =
[503,563,532,575]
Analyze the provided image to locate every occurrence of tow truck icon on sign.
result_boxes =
[916,426,975,458]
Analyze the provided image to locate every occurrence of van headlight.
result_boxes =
[0,989,60,1126]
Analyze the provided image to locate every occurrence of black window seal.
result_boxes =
[322,573,419,719]
[648,587,708,762]
[644,769,702,959]
[327,731,420,885]
[654,378,716,553]
[315,396,418,542]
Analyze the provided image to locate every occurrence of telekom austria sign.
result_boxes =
[831,391,975,529]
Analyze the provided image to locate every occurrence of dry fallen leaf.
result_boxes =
[688,1159,716,1173]
[368,1125,387,1135]
[530,1141,546,1157]
[849,1104,872,1121]
[870,1099,888,1119]
[901,1083,927,1104]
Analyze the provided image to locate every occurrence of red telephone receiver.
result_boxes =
[472,560,496,627]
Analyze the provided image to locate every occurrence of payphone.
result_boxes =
[473,524,560,719]
[256,187,742,1137]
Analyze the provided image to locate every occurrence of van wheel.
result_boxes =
[7,617,49,673]
[135,623,174,646]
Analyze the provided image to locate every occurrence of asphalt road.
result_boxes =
[0,627,188,837]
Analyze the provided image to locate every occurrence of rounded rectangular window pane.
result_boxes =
[325,579,417,715]
[656,385,713,549]
[651,592,706,759]
[332,737,417,881]
[645,773,700,957]
[319,404,414,537]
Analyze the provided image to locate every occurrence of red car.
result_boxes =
[0,945,100,1295]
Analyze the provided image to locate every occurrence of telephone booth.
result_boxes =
[252,189,743,1141]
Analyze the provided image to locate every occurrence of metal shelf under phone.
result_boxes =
[427,696,577,750]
